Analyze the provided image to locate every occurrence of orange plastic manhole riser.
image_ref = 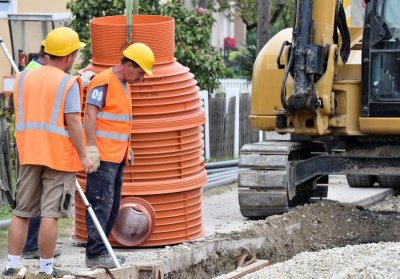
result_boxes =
[75,15,207,247]
[74,187,204,247]
[90,15,175,66]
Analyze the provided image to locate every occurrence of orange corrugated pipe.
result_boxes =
[75,14,207,247]
[90,15,175,65]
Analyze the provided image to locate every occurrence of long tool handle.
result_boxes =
[0,37,19,73]
[75,180,121,268]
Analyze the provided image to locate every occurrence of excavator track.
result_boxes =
[238,140,309,218]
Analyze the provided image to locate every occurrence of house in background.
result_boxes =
[182,0,246,51]
[0,0,70,91]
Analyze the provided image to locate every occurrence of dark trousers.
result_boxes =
[85,161,124,258]
[23,216,40,251]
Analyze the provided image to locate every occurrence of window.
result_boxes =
[0,0,10,14]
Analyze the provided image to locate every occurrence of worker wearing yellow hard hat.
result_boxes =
[22,42,62,262]
[83,42,154,268]
[4,26,93,278]
[122,42,155,76]
[42,26,86,57]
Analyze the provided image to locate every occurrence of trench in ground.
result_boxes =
[160,200,399,279]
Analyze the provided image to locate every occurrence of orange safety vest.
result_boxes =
[86,68,132,163]
[14,65,84,172]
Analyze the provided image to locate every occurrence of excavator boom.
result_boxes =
[239,0,400,218]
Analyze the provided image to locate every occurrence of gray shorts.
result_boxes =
[13,165,76,218]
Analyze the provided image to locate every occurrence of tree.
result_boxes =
[67,0,161,68]
[199,0,294,79]
[257,0,271,54]
[226,29,257,80]
[67,0,123,68]
[193,0,257,31]
[162,1,225,92]
[193,0,294,43]
[67,0,224,92]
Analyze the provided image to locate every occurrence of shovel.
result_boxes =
[0,36,19,73]
[75,180,121,268]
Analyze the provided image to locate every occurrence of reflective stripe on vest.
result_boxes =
[16,72,72,138]
[96,130,129,141]
[96,111,131,141]
[97,111,131,122]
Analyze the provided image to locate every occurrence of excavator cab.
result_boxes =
[362,0,400,116]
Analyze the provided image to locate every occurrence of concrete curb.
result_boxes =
[351,188,394,207]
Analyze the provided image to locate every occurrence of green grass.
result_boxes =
[0,205,12,258]
[0,204,12,220]
[58,217,74,237]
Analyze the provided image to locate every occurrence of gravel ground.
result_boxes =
[242,242,400,279]
[238,195,400,279]
[1,177,398,279]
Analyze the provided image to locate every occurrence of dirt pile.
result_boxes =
[166,200,400,278]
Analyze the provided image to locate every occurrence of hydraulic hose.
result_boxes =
[280,47,295,110]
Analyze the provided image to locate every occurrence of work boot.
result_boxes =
[2,267,20,277]
[35,267,70,278]
[85,254,124,268]
[22,248,62,259]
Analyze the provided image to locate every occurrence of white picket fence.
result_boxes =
[199,79,262,160]
[218,78,252,94]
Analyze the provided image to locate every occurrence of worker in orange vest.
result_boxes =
[18,44,62,260]
[84,43,155,268]
[18,44,63,261]
[3,27,93,278]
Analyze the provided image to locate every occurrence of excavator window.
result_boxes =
[382,0,400,39]
[370,0,400,102]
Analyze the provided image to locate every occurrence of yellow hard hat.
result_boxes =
[42,27,86,56]
[123,43,155,76]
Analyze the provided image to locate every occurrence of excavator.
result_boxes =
[238,0,400,217]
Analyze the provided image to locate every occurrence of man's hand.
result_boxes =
[65,113,94,173]
[86,145,100,172]
[127,147,134,166]
[80,70,96,88]
[81,157,94,174]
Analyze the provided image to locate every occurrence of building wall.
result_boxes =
[234,11,245,47]
[0,0,70,92]
[0,18,13,92]
[17,0,69,13]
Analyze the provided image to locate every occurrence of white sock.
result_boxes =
[6,254,21,269]
[39,258,54,274]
